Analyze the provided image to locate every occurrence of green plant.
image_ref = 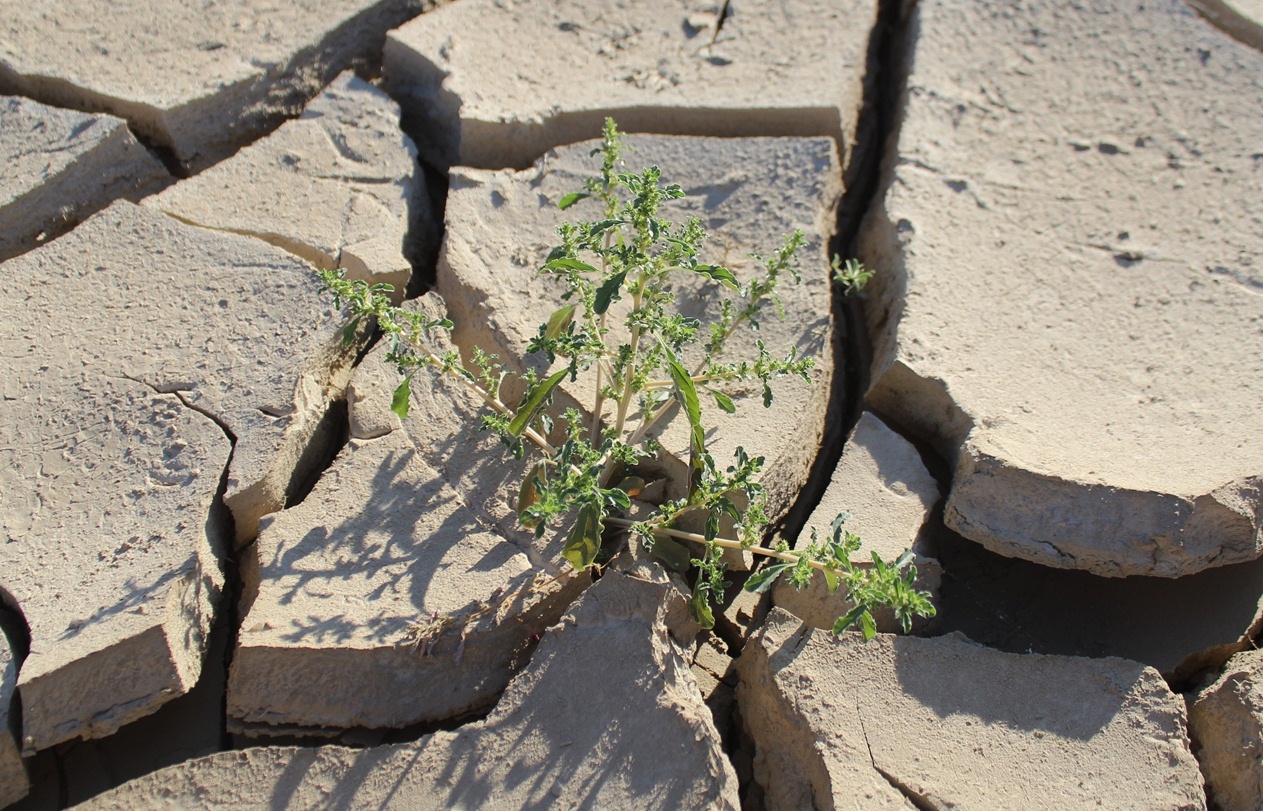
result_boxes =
[321,119,934,639]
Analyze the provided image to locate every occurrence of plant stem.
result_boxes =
[411,342,557,456]
[611,286,644,440]
[604,516,826,572]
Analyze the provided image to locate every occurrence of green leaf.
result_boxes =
[711,390,736,413]
[558,192,590,210]
[544,304,577,340]
[651,537,693,573]
[667,357,706,498]
[762,381,774,408]
[690,587,716,630]
[667,359,704,457]
[821,566,840,595]
[694,264,739,290]
[589,219,625,236]
[605,487,632,512]
[545,258,599,273]
[507,368,568,437]
[563,502,603,570]
[390,377,412,420]
[341,315,362,347]
[833,604,868,636]
[593,271,627,315]
[516,462,547,528]
[744,562,793,594]
[859,611,877,641]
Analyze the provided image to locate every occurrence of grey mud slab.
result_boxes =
[87,573,739,810]
[0,95,168,261]
[1,624,25,807]
[230,295,585,734]
[0,201,352,753]
[772,411,941,632]
[0,0,433,171]
[143,71,428,299]
[383,0,877,169]
[862,0,1263,577]
[1188,648,1263,811]
[738,609,1206,810]
[437,135,838,534]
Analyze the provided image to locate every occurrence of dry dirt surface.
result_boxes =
[1,0,1261,808]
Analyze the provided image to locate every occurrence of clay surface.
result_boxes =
[0,201,352,752]
[739,609,1207,810]
[0,0,433,170]
[144,72,426,298]
[438,135,838,534]
[383,0,877,170]
[229,431,584,734]
[1189,648,1263,811]
[87,573,739,810]
[773,412,941,632]
[863,0,1263,577]
[0,95,168,260]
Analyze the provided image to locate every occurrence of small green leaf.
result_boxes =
[711,390,736,413]
[507,368,568,437]
[762,381,774,408]
[390,377,412,420]
[558,192,590,210]
[593,271,627,315]
[544,304,577,340]
[651,537,692,573]
[690,587,716,630]
[341,315,362,347]
[744,562,793,594]
[694,264,739,290]
[833,604,867,636]
[545,258,599,273]
[894,549,915,569]
[563,502,603,570]
[517,462,547,528]
[859,611,877,641]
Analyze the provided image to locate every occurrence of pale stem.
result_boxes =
[604,516,827,572]
[413,343,557,456]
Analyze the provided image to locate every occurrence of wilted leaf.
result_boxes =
[546,258,599,273]
[390,377,412,420]
[508,368,568,437]
[694,264,739,290]
[651,536,692,573]
[690,587,715,630]
[544,304,577,340]
[744,562,792,594]
[563,502,603,570]
[517,462,547,528]
[593,271,627,315]
[667,358,705,496]
[341,315,362,347]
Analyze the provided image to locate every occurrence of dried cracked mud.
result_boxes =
[0,0,1261,809]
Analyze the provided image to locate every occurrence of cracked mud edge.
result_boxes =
[859,695,939,811]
